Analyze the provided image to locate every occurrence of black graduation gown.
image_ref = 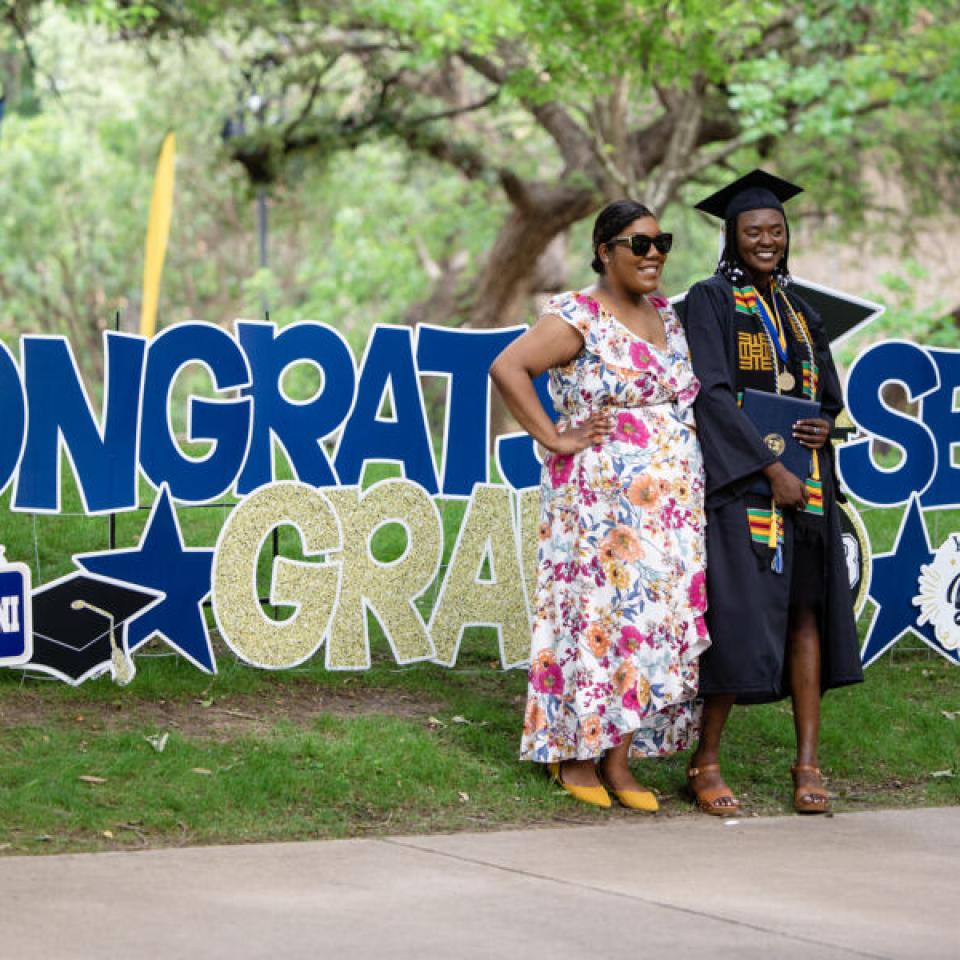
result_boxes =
[683,274,864,704]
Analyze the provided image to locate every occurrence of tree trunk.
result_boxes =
[468,179,597,331]
[460,178,598,442]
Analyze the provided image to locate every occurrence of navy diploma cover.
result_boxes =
[742,388,820,493]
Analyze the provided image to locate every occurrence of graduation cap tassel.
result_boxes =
[70,599,133,686]
[111,644,134,686]
[769,503,784,574]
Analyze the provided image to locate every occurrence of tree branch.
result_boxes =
[683,131,755,186]
[405,89,500,129]
[5,1,62,101]
[283,75,326,140]
[645,87,705,211]
[393,123,494,181]
[458,48,595,172]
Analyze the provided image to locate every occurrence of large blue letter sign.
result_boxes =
[837,340,939,507]
[416,325,520,497]
[236,321,356,494]
[919,348,960,508]
[0,343,26,495]
[140,324,252,503]
[16,333,145,514]
[334,325,438,492]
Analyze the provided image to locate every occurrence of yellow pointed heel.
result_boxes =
[610,786,659,813]
[547,761,612,809]
[596,761,659,812]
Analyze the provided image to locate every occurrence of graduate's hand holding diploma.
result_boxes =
[793,416,831,450]
[762,460,808,509]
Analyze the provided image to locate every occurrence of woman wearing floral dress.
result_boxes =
[490,201,709,810]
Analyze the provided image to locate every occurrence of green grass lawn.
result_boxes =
[0,470,958,856]
[1,632,957,856]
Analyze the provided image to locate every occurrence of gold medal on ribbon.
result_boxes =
[778,369,796,392]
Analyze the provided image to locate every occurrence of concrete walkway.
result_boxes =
[1,807,957,959]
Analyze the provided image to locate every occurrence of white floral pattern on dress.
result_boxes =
[521,291,709,762]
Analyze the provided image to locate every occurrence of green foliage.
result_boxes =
[53,0,960,201]
[0,8,520,359]
[0,6,953,491]
[0,11,255,362]
[0,1,956,381]
[835,264,960,367]
[261,144,503,341]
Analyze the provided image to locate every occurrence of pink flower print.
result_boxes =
[661,498,685,529]
[688,569,707,613]
[678,381,700,405]
[616,625,651,656]
[574,292,600,316]
[629,340,654,370]
[577,476,598,506]
[695,614,708,639]
[548,454,574,487]
[531,662,564,695]
[611,412,649,447]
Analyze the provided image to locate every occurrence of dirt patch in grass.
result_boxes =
[0,684,444,740]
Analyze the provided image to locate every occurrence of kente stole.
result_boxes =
[732,280,823,572]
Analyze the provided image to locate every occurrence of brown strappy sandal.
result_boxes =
[687,762,740,816]
[791,763,830,814]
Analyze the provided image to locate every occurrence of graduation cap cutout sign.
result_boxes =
[670,279,884,345]
[783,277,884,346]
[25,572,162,686]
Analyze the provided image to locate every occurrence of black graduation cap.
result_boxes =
[670,277,884,344]
[695,168,803,221]
[26,572,162,686]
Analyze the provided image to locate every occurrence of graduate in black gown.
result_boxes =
[681,170,863,815]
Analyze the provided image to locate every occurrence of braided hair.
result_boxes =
[591,200,656,274]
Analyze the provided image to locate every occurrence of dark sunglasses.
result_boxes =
[608,232,673,256]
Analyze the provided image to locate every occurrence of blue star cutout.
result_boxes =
[76,486,216,673]
[862,495,941,667]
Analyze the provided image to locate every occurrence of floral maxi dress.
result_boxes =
[521,291,710,762]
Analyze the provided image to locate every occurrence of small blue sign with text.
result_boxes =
[0,564,32,665]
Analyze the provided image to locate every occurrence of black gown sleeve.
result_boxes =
[683,277,776,505]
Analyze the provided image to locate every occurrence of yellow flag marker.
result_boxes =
[139,131,176,338]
